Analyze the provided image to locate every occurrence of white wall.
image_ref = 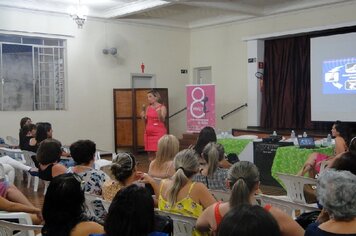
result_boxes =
[1,1,356,150]
[0,8,189,151]
[190,1,356,132]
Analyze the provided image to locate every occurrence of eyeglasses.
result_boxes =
[73,174,86,191]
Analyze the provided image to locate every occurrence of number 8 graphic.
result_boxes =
[190,87,205,118]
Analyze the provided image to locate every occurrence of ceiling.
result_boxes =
[1,0,356,29]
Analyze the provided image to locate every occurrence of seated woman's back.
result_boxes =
[149,160,174,179]
[36,138,67,181]
[148,134,179,179]
[42,173,104,236]
[193,142,228,191]
[68,139,109,196]
[158,149,216,219]
[159,179,213,217]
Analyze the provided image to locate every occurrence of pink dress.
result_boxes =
[144,105,167,151]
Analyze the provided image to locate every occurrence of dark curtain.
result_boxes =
[260,26,356,131]
[261,36,311,129]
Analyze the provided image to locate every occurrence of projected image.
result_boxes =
[323,58,356,94]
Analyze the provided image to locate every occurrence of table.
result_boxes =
[217,138,252,155]
[271,146,333,185]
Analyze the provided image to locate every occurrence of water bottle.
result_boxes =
[327,133,332,145]
[272,131,277,136]
[290,130,296,139]
[303,131,307,137]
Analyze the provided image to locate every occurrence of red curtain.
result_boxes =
[260,26,356,133]
[261,36,311,129]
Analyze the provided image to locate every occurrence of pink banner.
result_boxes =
[186,84,215,132]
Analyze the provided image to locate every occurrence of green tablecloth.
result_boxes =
[271,146,333,186]
[217,139,252,155]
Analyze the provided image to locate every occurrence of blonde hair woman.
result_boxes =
[158,149,216,236]
[148,135,179,179]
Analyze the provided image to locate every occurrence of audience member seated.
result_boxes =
[36,139,67,181]
[217,204,280,236]
[98,185,156,236]
[298,121,350,178]
[305,170,356,236]
[158,149,216,236]
[102,152,143,201]
[0,155,36,183]
[68,140,109,222]
[19,117,32,149]
[193,142,228,191]
[196,161,304,236]
[148,134,179,179]
[41,173,104,236]
[19,123,37,152]
[0,180,42,224]
[315,149,356,224]
[193,126,231,169]
[30,122,53,152]
[68,140,109,196]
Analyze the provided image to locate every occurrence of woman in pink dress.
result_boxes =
[141,90,167,156]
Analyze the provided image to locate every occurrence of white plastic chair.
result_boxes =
[0,163,9,182]
[5,136,19,147]
[0,148,26,183]
[277,172,317,204]
[94,152,112,170]
[155,209,196,236]
[0,148,26,164]
[258,172,319,218]
[209,190,230,202]
[22,151,49,195]
[0,220,42,236]
[0,212,39,236]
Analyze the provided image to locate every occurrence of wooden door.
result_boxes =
[114,88,169,153]
[114,89,133,149]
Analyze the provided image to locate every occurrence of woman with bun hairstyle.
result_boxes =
[102,153,143,201]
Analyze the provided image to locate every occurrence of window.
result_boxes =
[0,34,66,111]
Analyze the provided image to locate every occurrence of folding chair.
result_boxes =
[209,190,230,202]
[155,209,197,236]
[94,152,113,170]
[0,212,41,236]
[258,172,319,218]
[0,220,42,236]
